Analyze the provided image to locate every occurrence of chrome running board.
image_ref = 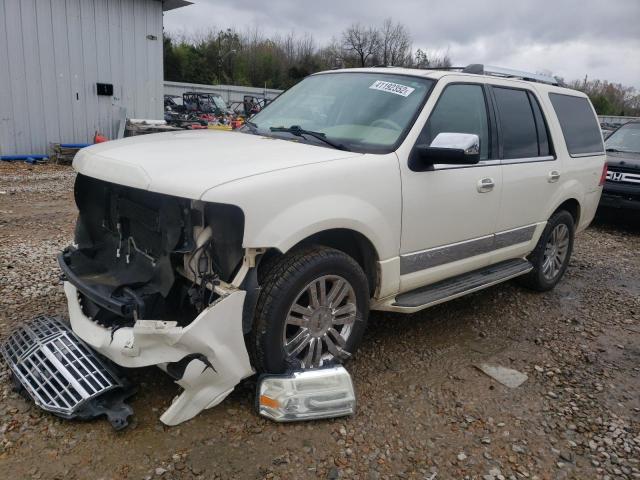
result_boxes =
[392,259,533,310]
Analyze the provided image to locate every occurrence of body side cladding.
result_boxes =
[400,224,538,276]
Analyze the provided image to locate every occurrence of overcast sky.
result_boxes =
[164,0,640,88]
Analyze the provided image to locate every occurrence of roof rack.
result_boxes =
[462,64,559,86]
[419,64,559,86]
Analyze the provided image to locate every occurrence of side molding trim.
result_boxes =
[400,224,537,275]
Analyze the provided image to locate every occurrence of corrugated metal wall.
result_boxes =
[0,0,164,156]
[164,81,283,104]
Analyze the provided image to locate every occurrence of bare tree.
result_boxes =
[413,48,452,69]
[342,23,380,67]
[568,77,640,115]
[296,33,316,62]
[380,18,411,66]
[319,36,345,69]
[278,32,296,65]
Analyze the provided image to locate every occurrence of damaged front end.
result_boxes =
[51,174,254,425]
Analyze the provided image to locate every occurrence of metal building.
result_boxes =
[0,0,191,156]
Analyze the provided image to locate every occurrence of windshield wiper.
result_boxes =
[270,125,350,151]
[605,148,636,153]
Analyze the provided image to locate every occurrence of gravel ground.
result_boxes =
[0,162,639,480]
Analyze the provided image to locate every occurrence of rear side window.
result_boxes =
[493,87,539,159]
[549,93,604,156]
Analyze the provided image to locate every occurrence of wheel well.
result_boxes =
[554,199,581,225]
[257,229,379,297]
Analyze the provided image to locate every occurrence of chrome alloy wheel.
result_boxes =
[282,275,357,368]
[542,223,569,280]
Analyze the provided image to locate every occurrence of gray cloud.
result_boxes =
[164,0,640,87]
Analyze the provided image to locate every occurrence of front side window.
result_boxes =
[549,93,604,156]
[249,72,435,153]
[493,87,539,159]
[417,84,490,160]
[605,122,640,154]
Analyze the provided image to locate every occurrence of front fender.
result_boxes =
[200,154,402,260]
[248,194,390,255]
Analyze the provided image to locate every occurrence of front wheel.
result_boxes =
[249,246,370,374]
[518,210,575,291]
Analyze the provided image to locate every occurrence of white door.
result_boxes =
[488,85,560,263]
[399,81,502,292]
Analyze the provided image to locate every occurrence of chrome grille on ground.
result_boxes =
[0,316,123,417]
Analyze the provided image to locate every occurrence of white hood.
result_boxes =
[73,130,361,199]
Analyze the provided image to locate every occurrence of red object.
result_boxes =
[599,162,608,186]
[93,131,108,143]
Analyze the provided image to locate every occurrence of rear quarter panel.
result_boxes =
[534,85,605,232]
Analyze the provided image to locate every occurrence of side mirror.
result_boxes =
[412,132,481,167]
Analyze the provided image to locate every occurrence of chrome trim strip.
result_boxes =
[494,224,537,249]
[433,159,501,170]
[570,151,605,158]
[501,155,555,165]
[401,235,494,274]
[433,156,557,170]
[400,224,537,275]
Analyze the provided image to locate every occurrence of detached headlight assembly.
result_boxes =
[257,366,356,422]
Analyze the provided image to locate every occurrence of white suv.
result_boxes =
[60,65,606,424]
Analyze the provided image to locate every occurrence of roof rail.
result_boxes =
[462,64,559,86]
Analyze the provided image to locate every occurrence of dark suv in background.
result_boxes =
[601,121,640,211]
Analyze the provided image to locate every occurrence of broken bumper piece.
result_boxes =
[0,315,134,430]
[63,281,254,426]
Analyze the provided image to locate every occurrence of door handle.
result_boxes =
[548,170,561,183]
[477,177,495,193]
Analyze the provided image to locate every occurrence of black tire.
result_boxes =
[518,210,575,292]
[249,245,370,374]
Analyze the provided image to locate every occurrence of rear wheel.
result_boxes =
[518,210,575,291]
[249,246,369,374]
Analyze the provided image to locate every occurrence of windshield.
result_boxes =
[212,96,227,110]
[605,122,640,153]
[249,72,435,153]
[193,95,226,112]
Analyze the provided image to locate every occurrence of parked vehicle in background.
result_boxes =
[17,65,605,426]
[242,95,273,116]
[183,92,231,115]
[600,123,616,139]
[164,94,185,113]
[601,121,640,211]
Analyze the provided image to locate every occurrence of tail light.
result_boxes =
[599,162,608,186]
